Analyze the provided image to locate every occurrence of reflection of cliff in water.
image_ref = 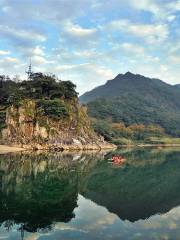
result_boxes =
[82,148,180,222]
[0,151,106,232]
[1,148,180,233]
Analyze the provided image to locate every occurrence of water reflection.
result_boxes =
[83,148,180,222]
[0,148,180,239]
[0,151,106,235]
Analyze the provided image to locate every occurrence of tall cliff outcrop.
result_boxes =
[0,74,115,150]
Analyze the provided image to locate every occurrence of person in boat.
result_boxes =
[112,156,126,165]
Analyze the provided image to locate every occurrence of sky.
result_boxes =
[0,0,179,94]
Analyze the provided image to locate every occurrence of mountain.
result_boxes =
[80,72,180,137]
[0,73,115,150]
[175,84,180,89]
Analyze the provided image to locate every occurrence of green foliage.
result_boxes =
[62,81,78,99]
[87,96,180,137]
[19,75,78,100]
[80,72,180,137]
[92,120,114,141]
[0,73,78,107]
[145,137,180,144]
[37,99,69,119]
[92,119,167,145]
[112,138,133,145]
[0,80,19,107]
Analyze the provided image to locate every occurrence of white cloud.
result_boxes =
[72,195,118,230]
[53,47,105,64]
[128,0,180,21]
[0,25,46,43]
[120,43,145,55]
[31,55,47,65]
[116,42,160,63]
[55,62,113,78]
[32,46,45,56]
[64,22,97,38]
[0,0,179,92]
[73,49,100,58]
[0,0,92,27]
[59,21,99,49]
[51,62,113,94]
[28,46,52,65]
[169,55,180,64]
[129,0,161,17]
[0,56,23,76]
[167,15,176,22]
[0,50,10,55]
[129,63,179,85]
[166,41,180,54]
[167,0,180,12]
[107,20,169,43]
[0,57,19,63]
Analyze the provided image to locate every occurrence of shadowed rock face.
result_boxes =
[82,148,180,222]
[0,100,115,150]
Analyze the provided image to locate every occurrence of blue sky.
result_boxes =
[0,0,179,94]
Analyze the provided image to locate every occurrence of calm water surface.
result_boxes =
[0,147,180,240]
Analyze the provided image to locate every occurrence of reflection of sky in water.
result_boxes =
[1,148,180,240]
[2,194,180,240]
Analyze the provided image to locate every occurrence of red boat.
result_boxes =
[111,156,126,165]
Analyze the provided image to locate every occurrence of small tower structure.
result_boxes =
[26,59,33,80]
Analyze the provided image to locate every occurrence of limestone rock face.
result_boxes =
[0,99,115,150]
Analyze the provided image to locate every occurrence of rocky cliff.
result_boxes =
[0,73,115,150]
[0,99,114,150]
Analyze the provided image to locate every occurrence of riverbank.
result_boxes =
[0,145,25,154]
[119,143,180,148]
[0,142,117,153]
[17,142,117,151]
[1,143,180,155]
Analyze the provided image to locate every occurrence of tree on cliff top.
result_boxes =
[0,73,78,106]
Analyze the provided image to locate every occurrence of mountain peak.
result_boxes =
[124,71,134,76]
[112,71,136,80]
[80,73,180,137]
[114,72,135,80]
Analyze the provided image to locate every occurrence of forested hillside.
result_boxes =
[80,72,180,141]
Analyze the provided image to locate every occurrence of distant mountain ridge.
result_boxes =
[175,84,180,89]
[80,72,179,103]
[80,72,180,137]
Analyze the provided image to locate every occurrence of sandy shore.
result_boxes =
[0,145,25,154]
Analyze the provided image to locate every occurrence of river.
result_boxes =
[0,147,180,239]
